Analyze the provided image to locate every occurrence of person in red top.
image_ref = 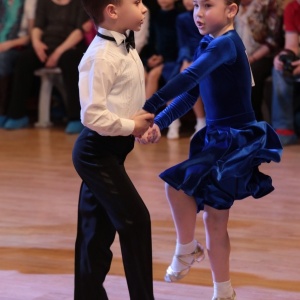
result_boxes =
[271,0,300,145]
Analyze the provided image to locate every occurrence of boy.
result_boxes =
[72,0,154,299]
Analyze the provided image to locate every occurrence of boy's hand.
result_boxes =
[134,109,154,126]
[132,113,154,137]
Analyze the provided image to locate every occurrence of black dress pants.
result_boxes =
[72,128,154,300]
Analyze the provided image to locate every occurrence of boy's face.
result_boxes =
[117,0,148,32]
[157,0,176,10]
[193,0,236,37]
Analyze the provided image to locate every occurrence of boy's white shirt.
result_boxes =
[79,27,146,136]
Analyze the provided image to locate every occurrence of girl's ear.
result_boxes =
[104,4,118,20]
[227,3,239,18]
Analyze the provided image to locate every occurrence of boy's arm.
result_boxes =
[80,57,151,136]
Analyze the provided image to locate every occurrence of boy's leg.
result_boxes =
[73,134,154,300]
[74,182,116,300]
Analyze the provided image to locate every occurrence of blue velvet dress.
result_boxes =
[143,30,283,212]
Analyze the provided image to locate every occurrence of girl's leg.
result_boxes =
[166,184,197,243]
[165,184,204,282]
[203,205,234,299]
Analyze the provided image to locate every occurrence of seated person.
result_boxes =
[166,0,205,139]
[271,0,300,146]
[235,0,283,121]
[3,0,90,134]
[143,0,180,99]
[0,0,36,127]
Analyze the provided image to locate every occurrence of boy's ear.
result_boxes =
[105,4,118,20]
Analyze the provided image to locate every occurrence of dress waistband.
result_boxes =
[206,111,256,128]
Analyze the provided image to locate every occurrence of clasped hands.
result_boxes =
[132,110,161,144]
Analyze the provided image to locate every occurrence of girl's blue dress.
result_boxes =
[143,30,282,212]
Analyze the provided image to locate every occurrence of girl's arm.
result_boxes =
[143,35,237,113]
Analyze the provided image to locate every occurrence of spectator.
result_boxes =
[166,0,205,139]
[271,0,300,145]
[144,0,180,99]
[235,0,283,121]
[0,0,36,127]
[3,0,90,134]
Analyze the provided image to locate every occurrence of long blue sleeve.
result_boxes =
[143,34,238,130]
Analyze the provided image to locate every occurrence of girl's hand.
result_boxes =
[135,127,153,144]
[148,124,161,143]
[135,124,161,144]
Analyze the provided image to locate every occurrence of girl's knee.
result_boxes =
[203,206,229,230]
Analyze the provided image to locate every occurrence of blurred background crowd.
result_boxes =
[0,0,299,145]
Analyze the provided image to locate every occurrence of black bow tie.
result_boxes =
[124,30,135,52]
[96,30,135,53]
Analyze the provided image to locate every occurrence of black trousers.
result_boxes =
[72,128,154,300]
[7,45,84,120]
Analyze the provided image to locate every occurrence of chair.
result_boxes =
[34,67,67,128]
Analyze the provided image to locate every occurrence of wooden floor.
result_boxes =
[0,126,300,300]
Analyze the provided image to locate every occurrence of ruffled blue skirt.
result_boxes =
[159,118,283,212]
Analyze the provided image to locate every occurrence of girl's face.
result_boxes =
[193,0,237,37]
[117,0,148,32]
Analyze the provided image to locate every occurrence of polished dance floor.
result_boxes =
[0,127,299,300]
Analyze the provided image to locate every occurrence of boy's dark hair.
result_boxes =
[81,0,122,25]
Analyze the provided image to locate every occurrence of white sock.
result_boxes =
[213,280,234,298]
[169,119,181,129]
[170,240,197,272]
[195,117,206,131]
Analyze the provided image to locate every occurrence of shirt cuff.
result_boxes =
[120,118,135,136]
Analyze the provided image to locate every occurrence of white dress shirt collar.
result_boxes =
[97,27,131,48]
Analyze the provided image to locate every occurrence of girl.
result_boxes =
[138,0,282,299]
